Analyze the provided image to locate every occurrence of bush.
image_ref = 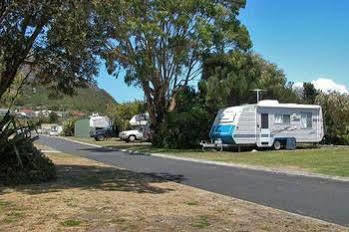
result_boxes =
[0,141,56,185]
[106,101,146,132]
[62,118,78,136]
[0,114,56,185]
[316,92,349,145]
[152,88,213,149]
[154,108,212,149]
[48,111,59,123]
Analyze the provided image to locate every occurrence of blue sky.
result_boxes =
[97,0,349,102]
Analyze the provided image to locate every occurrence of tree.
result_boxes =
[0,1,104,102]
[96,0,251,136]
[154,87,212,148]
[0,1,105,184]
[0,72,27,107]
[200,52,299,113]
[315,92,349,144]
[303,82,318,104]
[106,101,146,131]
[48,112,59,124]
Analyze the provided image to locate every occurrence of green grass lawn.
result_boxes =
[68,137,349,177]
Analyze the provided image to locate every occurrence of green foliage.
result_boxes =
[9,85,116,114]
[0,1,104,101]
[153,88,212,149]
[106,101,146,131]
[61,219,82,227]
[156,52,303,149]
[0,115,56,185]
[0,73,27,108]
[0,142,56,185]
[48,112,59,124]
[63,118,79,136]
[200,52,300,112]
[316,92,349,145]
[302,82,319,104]
[96,0,251,133]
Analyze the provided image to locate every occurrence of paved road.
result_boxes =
[39,136,349,226]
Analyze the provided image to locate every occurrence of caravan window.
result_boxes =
[283,115,291,124]
[275,114,291,125]
[261,114,269,129]
[301,112,312,129]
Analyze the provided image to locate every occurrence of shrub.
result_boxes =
[0,140,56,185]
[0,114,56,185]
[48,111,59,123]
[62,118,78,136]
[316,92,349,145]
[106,101,146,132]
[154,108,212,149]
[152,88,213,149]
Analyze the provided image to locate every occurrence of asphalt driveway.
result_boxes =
[38,136,349,226]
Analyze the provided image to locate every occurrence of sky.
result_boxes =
[96,0,349,102]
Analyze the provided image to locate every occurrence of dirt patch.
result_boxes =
[0,152,347,232]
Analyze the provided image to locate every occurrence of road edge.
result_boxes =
[53,136,349,183]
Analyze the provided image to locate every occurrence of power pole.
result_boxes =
[251,89,266,103]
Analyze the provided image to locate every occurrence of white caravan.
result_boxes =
[89,114,111,128]
[202,100,324,150]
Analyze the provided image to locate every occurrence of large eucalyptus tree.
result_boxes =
[96,0,251,135]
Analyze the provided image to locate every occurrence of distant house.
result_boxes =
[33,110,53,118]
[34,111,41,118]
[15,108,34,118]
[40,110,52,118]
[41,123,63,135]
[55,111,65,118]
[71,111,86,118]
[18,108,35,118]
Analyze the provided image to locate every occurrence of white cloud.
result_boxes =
[293,78,349,95]
[293,82,304,89]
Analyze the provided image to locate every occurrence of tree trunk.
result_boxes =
[0,67,19,101]
[145,89,168,146]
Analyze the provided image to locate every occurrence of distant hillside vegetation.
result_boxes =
[14,85,116,113]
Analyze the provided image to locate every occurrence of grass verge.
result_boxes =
[70,137,349,177]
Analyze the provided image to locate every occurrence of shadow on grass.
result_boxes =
[0,164,184,196]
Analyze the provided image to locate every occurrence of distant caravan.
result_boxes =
[201,100,324,151]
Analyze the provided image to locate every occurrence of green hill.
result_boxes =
[14,85,117,114]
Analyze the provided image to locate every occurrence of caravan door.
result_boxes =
[259,113,271,146]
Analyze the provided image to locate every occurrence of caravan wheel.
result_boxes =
[273,140,282,150]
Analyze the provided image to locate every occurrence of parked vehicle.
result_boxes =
[201,100,324,151]
[90,126,118,141]
[119,126,149,142]
[90,128,114,141]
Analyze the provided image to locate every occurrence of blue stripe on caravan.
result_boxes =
[209,125,236,144]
